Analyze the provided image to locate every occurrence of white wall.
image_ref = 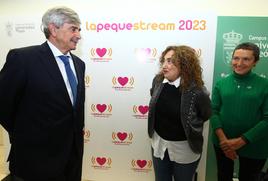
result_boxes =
[1,0,268,16]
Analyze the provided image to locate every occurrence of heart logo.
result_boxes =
[138,105,149,115]
[96,157,106,165]
[96,48,107,57]
[142,48,151,55]
[137,160,147,168]
[96,104,107,113]
[117,132,127,141]
[118,77,128,86]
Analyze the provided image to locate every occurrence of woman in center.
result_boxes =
[148,45,211,181]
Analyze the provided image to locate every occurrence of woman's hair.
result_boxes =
[232,42,260,62]
[41,6,81,39]
[158,45,204,90]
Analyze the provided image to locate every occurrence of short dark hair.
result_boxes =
[232,42,260,62]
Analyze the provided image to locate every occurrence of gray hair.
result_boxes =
[41,6,81,38]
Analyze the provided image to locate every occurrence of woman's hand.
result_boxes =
[220,137,246,151]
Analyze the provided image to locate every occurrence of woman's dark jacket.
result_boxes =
[148,75,212,153]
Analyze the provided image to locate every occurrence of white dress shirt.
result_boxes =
[47,41,78,105]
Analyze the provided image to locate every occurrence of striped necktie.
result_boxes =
[58,55,77,106]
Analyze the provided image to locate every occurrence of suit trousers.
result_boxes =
[214,145,266,181]
[11,143,83,181]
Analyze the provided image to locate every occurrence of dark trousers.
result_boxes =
[10,144,83,181]
[152,148,199,181]
[37,145,82,181]
[214,145,266,181]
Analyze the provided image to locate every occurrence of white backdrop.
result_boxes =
[0,11,216,181]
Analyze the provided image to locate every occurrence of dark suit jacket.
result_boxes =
[0,42,85,179]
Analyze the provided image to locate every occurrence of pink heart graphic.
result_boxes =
[138,105,149,115]
[117,132,127,141]
[117,77,128,86]
[96,157,106,165]
[96,48,107,57]
[137,160,147,168]
[96,104,107,113]
[142,48,151,55]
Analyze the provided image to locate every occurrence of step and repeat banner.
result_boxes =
[80,13,216,181]
[206,16,268,181]
[0,12,216,181]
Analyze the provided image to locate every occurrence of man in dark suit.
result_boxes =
[0,6,85,181]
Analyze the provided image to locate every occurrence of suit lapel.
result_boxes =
[151,81,164,106]
[38,42,71,105]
